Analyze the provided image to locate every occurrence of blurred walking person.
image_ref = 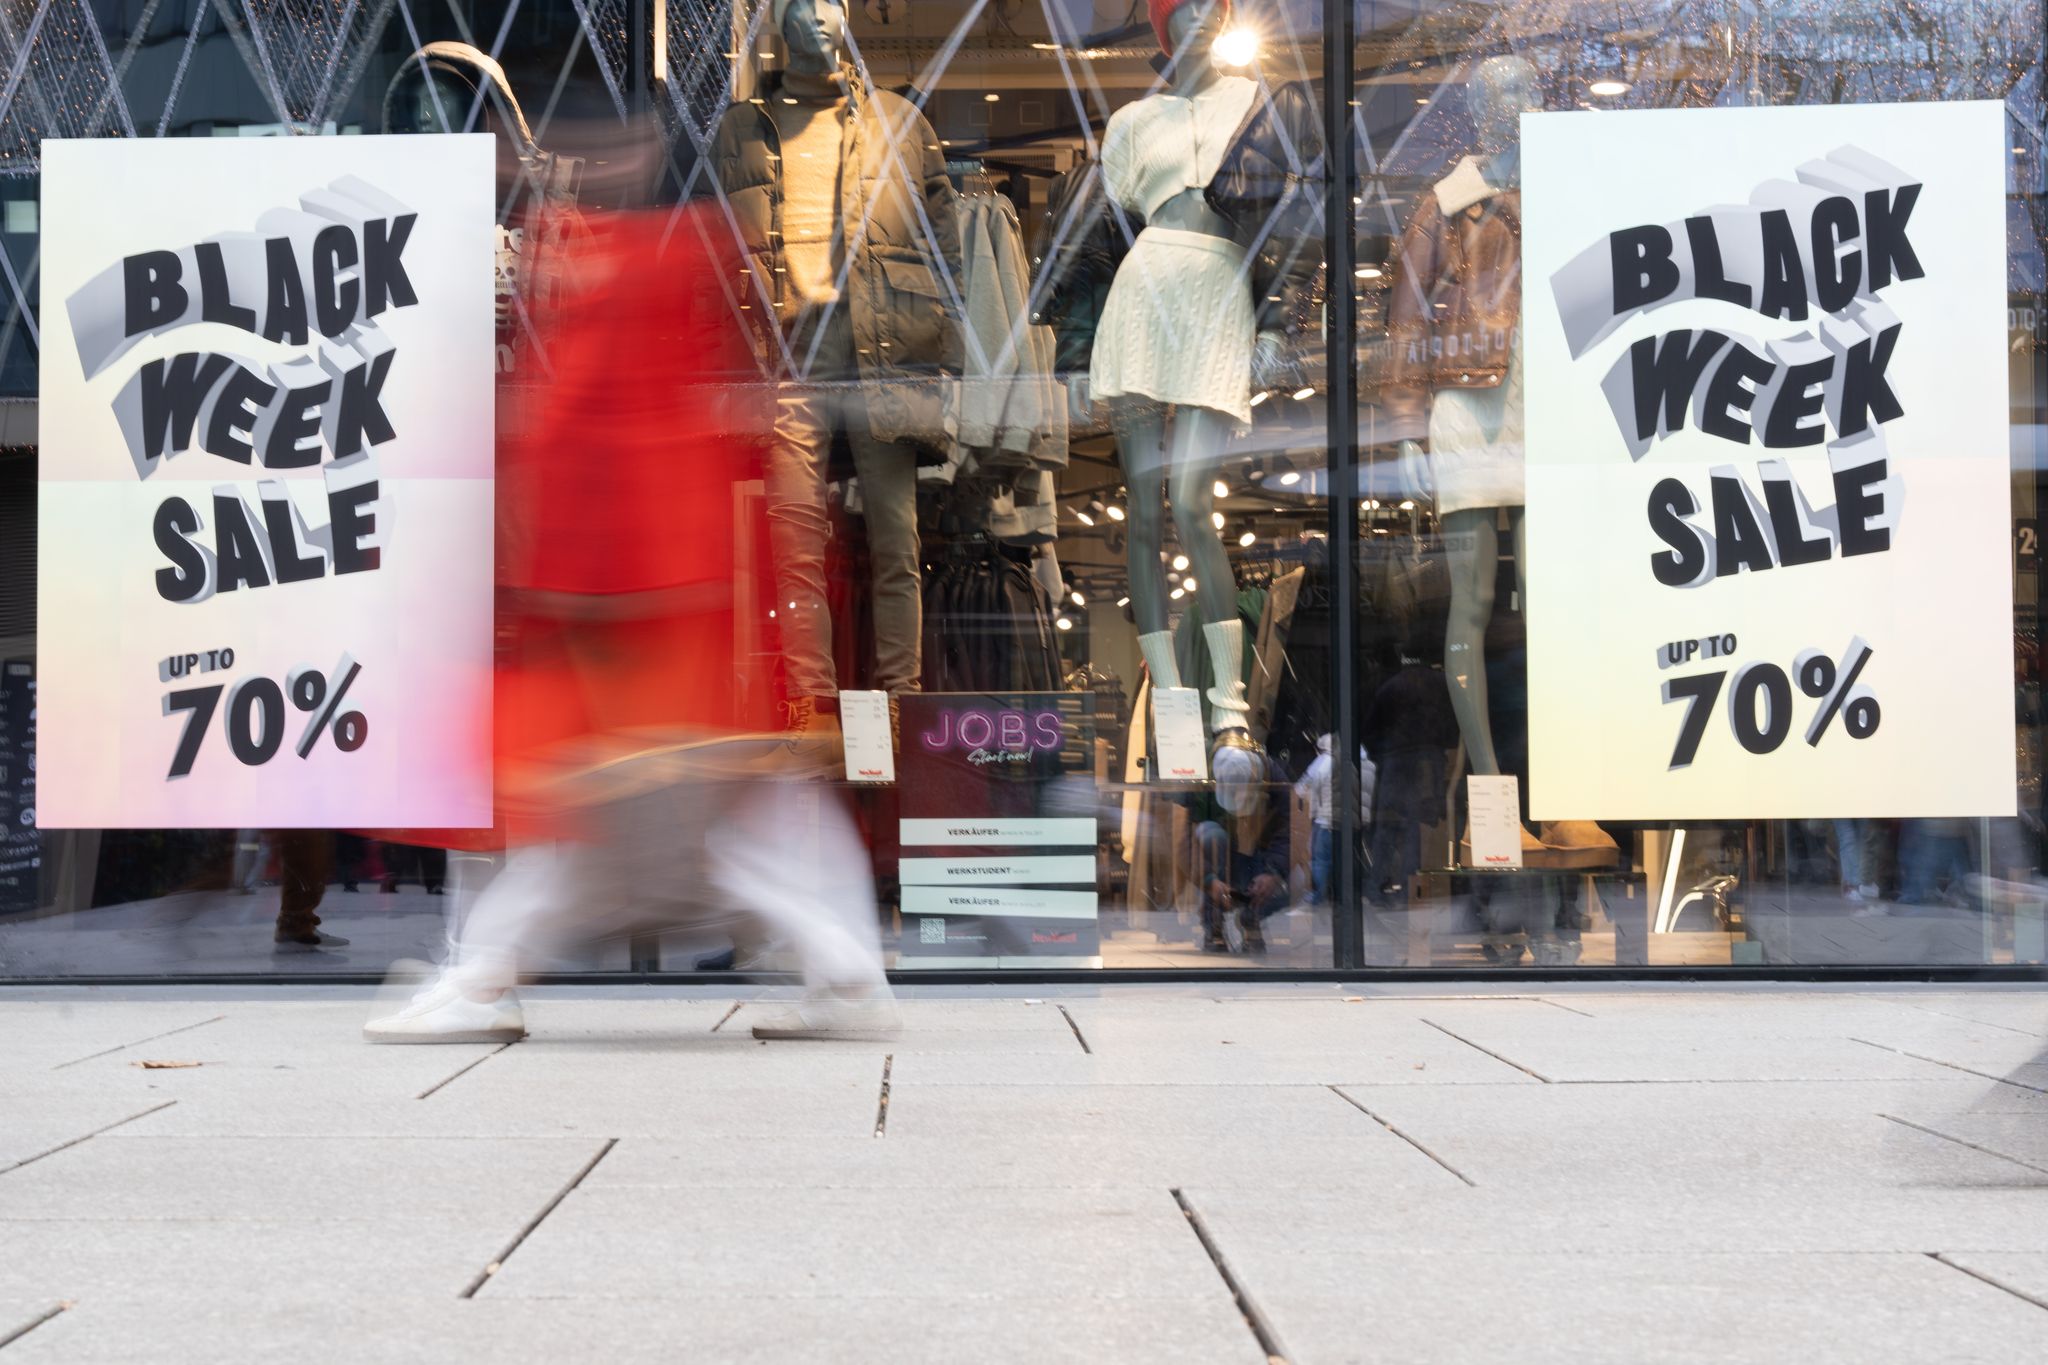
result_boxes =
[365,208,895,1044]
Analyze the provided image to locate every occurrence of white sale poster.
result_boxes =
[37,136,494,828]
[1523,102,2014,820]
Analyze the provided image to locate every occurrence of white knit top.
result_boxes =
[1099,76,1258,220]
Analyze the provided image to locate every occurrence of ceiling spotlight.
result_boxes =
[1172,554,1190,571]
[1213,479,1230,499]
[1280,470,1301,486]
[1169,586,1186,600]
[1249,391,1270,407]
[1073,506,1094,526]
[1399,499,1416,511]
[1055,616,1073,631]
[1182,577,1197,591]
[1291,385,1316,401]
[1415,96,1428,105]
[983,92,1001,102]
[1246,465,1266,482]
[1105,504,1126,522]
[1116,595,1130,607]
[1069,590,1086,607]
[1213,27,1259,67]
[1238,530,1257,547]
[1211,511,1225,530]
[1589,79,1630,97]
[1355,266,1383,279]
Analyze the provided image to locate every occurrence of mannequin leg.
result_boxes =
[1441,507,1503,776]
[1168,409,1250,734]
[848,427,923,695]
[1112,407,1172,637]
[764,382,837,699]
[1509,507,1527,612]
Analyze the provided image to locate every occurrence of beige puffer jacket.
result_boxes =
[708,73,963,453]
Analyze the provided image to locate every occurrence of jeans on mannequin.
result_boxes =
[767,308,923,697]
[1441,505,1524,778]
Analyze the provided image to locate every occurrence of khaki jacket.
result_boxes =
[709,73,963,451]
[1383,167,1522,444]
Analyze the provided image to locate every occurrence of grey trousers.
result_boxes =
[767,310,923,697]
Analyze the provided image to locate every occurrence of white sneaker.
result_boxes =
[363,976,526,1044]
[750,995,900,1041]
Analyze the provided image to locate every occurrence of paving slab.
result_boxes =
[2,1294,1268,1365]
[1377,1013,1975,1083]
[1329,1081,2048,1192]
[480,1184,1223,1301]
[0,1097,177,1171]
[1235,1251,2048,1365]
[0,1219,490,1301]
[1183,1183,2048,1258]
[582,1125,1465,1194]
[1933,1252,2048,1310]
[0,1136,605,1222]
[882,1081,1378,1142]
[887,1048,1526,1088]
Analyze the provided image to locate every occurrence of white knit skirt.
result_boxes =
[1090,227,1253,426]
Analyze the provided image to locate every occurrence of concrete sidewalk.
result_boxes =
[1,983,2045,1363]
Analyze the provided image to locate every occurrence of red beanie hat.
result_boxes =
[1149,0,1228,55]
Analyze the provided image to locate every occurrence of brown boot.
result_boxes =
[780,694,843,770]
[1534,821,1621,870]
[1459,821,1546,869]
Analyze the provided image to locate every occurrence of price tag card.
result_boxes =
[839,690,895,783]
[1152,687,1209,782]
[1467,775,1524,869]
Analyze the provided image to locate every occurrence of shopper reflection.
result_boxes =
[363,210,896,1044]
[375,840,446,896]
[273,830,349,952]
[1193,751,1293,955]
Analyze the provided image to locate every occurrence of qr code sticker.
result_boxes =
[919,917,946,944]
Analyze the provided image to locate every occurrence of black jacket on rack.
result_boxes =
[921,538,1063,693]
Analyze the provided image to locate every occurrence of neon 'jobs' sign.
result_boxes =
[919,708,1064,754]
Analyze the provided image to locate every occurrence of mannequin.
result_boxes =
[709,0,959,750]
[1092,0,1266,811]
[1387,56,1615,867]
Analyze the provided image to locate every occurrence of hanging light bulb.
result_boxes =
[1212,26,1259,67]
[1172,554,1190,571]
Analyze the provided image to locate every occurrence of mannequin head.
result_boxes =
[1468,55,1539,154]
[1149,0,1229,60]
[778,0,846,75]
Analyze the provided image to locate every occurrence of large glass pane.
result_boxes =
[1351,0,2048,969]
